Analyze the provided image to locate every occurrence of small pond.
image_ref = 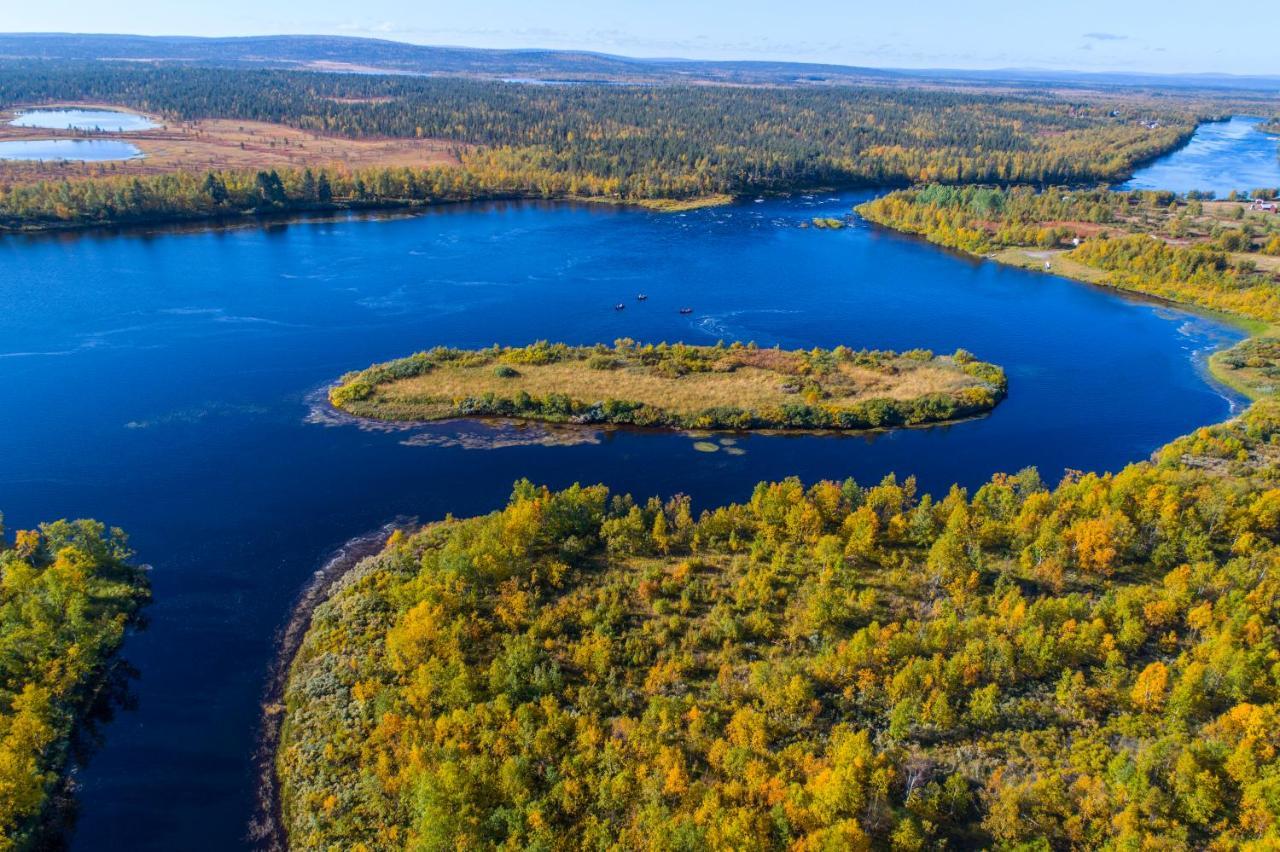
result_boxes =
[0,138,144,161]
[9,107,158,132]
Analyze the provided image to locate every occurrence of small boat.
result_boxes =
[614,303,626,311]
[636,294,648,301]
[679,307,694,315]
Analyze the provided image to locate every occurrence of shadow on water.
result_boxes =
[37,657,144,851]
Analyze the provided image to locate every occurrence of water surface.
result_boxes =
[1121,115,1280,196]
[0,138,143,161]
[10,108,158,132]
[0,192,1244,849]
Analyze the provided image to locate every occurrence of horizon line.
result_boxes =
[2,30,1279,80]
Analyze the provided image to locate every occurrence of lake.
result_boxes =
[0,138,143,161]
[0,165,1253,845]
[9,107,159,132]
[1119,115,1280,196]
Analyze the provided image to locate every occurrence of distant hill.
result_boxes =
[1,32,1279,91]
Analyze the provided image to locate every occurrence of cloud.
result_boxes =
[1082,32,1129,42]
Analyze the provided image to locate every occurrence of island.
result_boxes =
[328,340,1007,431]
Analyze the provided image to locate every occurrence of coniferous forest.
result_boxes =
[0,61,1210,229]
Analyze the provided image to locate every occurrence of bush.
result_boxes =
[588,355,620,371]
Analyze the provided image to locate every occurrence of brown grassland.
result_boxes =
[329,342,1008,430]
[384,354,974,413]
[0,103,460,182]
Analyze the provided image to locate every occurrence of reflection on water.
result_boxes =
[1120,116,1280,196]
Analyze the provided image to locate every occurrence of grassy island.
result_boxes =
[329,341,1007,431]
[278,397,1280,848]
[0,516,149,848]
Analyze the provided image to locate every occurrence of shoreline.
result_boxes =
[321,393,1005,440]
[856,216,1274,406]
[247,520,413,852]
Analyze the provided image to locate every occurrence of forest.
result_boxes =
[0,61,1211,229]
[328,341,1007,432]
[857,185,1280,323]
[278,397,1280,849]
[0,516,149,849]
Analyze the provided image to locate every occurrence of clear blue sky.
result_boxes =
[7,0,1279,75]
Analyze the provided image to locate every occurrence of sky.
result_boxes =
[5,0,1279,76]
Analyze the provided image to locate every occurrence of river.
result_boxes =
[0,170,1251,845]
[1119,115,1280,196]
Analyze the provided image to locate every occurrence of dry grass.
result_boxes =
[372,354,980,416]
[991,247,1112,284]
[0,104,460,183]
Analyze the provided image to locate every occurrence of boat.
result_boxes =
[636,294,648,301]
[614,303,626,311]
[679,307,693,315]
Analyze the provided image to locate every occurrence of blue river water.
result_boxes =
[1119,115,1280,196]
[0,180,1248,845]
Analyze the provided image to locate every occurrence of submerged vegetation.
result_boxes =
[329,341,1007,431]
[0,61,1207,229]
[0,516,149,849]
[278,398,1280,848]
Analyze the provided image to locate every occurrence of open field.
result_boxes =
[330,341,1007,430]
[0,104,460,182]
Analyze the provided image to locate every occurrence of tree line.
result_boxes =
[0,61,1213,229]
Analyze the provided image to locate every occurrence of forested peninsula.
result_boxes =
[0,61,1210,231]
[0,517,149,849]
[328,341,1007,431]
[277,399,1280,849]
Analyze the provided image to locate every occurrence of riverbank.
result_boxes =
[857,184,1280,405]
[328,341,1008,432]
[249,520,411,852]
